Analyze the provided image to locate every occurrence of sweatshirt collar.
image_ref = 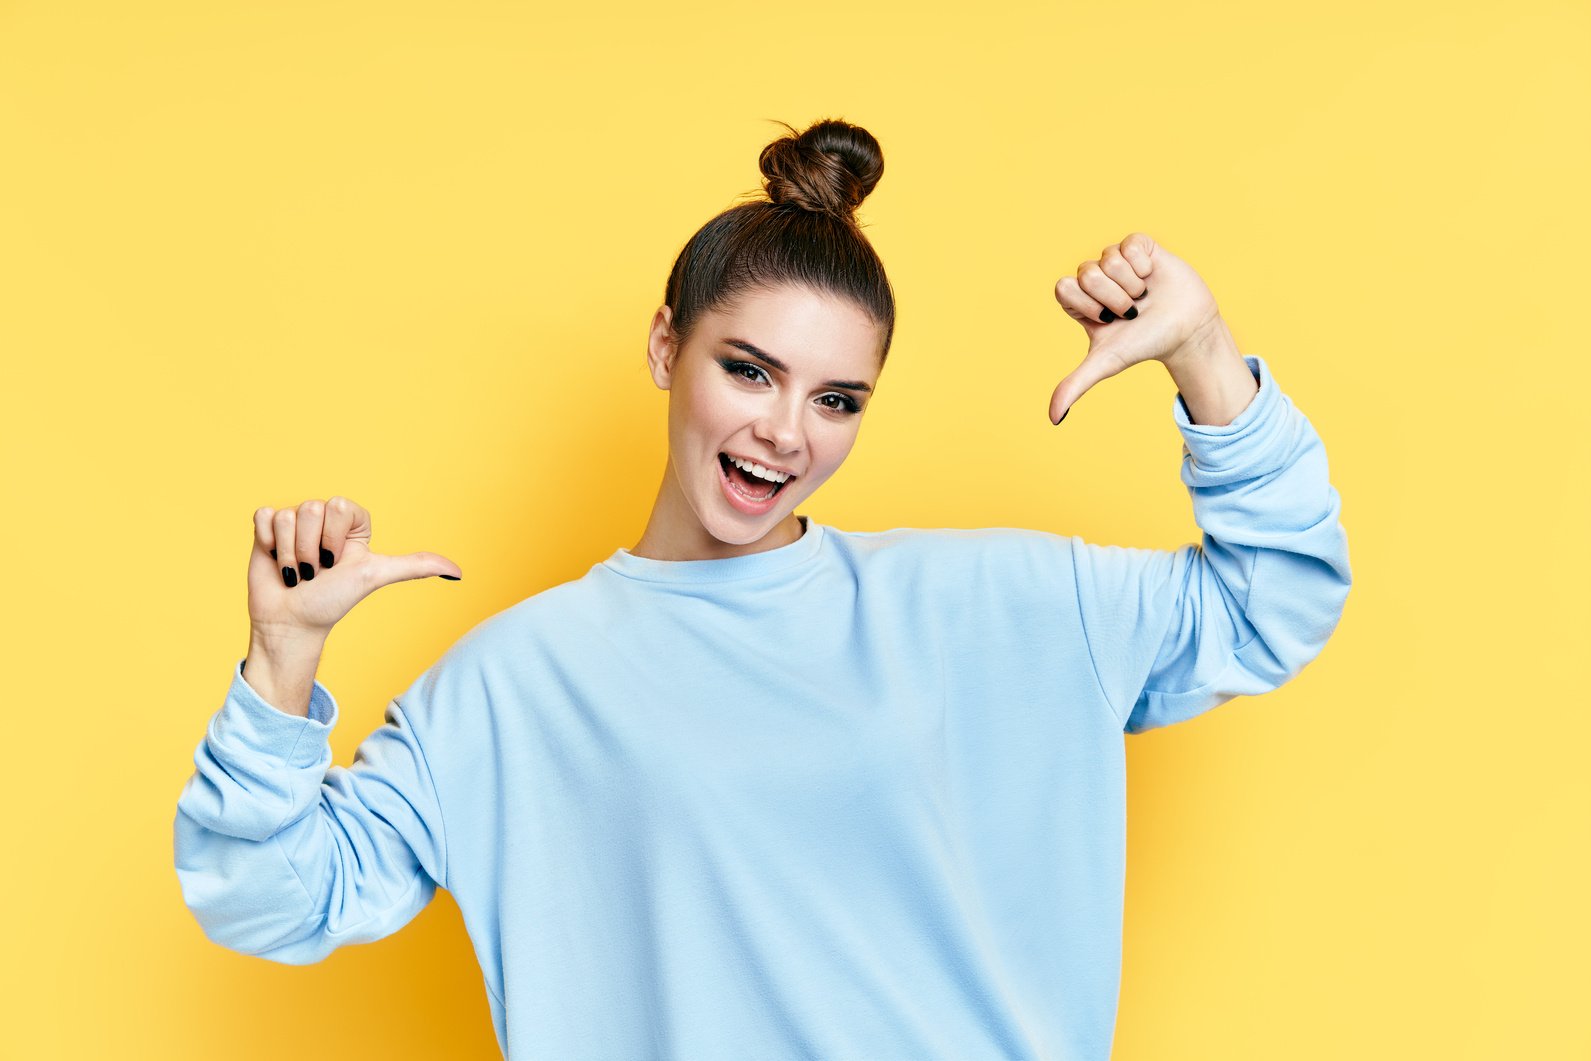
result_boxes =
[600,515,825,584]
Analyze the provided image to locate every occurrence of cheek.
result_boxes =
[684,383,761,440]
[802,428,860,483]
[672,381,725,442]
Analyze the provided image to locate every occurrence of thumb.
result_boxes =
[364,550,464,589]
[1048,351,1126,425]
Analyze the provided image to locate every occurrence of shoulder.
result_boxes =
[824,523,1076,582]
[386,568,614,739]
[415,566,612,682]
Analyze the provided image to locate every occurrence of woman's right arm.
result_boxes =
[173,649,449,963]
[172,497,462,963]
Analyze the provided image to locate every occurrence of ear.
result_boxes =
[646,305,678,390]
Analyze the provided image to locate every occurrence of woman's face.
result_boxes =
[644,283,885,556]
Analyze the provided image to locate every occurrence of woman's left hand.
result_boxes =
[1049,232,1221,425]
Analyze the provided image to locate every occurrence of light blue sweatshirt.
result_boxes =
[174,354,1350,1060]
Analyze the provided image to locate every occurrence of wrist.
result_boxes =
[1159,314,1257,427]
[247,623,327,666]
[1163,312,1239,372]
[242,627,325,718]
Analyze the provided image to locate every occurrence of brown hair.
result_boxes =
[662,117,897,367]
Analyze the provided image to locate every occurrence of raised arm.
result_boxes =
[172,496,462,963]
[1070,351,1351,732]
[1050,233,1351,732]
[172,656,450,963]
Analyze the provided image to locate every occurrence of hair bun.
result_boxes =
[758,118,884,224]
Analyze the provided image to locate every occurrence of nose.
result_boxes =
[753,398,803,457]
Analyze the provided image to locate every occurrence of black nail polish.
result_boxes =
[1099,308,1116,323]
[1056,407,1069,425]
[299,561,314,581]
[270,548,277,560]
[1124,306,1138,320]
[321,547,334,569]
[439,574,461,581]
[282,566,298,588]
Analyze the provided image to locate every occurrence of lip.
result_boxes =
[717,451,788,516]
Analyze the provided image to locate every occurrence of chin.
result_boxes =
[702,506,785,546]
[701,481,807,546]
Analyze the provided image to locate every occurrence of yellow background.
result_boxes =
[2,1,1586,1057]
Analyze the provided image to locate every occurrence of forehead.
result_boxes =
[702,285,881,374]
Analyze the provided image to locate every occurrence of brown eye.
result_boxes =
[721,360,769,385]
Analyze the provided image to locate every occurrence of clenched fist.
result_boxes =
[248,495,463,641]
[1049,232,1223,425]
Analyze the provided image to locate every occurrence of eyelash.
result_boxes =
[719,360,862,415]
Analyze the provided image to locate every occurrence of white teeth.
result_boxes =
[726,454,790,484]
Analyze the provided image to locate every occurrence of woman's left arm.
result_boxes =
[1050,234,1353,732]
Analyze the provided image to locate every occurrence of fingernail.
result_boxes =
[321,547,334,568]
[282,566,298,588]
[1124,306,1138,320]
[1054,407,1069,426]
[1099,308,1116,323]
[439,574,462,581]
[299,561,314,582]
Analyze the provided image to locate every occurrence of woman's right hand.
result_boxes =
[248,496,463,641]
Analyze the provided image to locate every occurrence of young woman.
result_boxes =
[174,117,1351,1060]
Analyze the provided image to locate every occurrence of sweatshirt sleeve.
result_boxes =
[1069,354,1352,733]
[172,658,448,963]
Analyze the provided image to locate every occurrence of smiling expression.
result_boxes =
[639,283,886,559]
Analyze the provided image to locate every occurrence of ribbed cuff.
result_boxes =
[1173,354,1291,483]
[208,657,341,770]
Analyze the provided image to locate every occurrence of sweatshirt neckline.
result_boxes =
[601,515,825,584]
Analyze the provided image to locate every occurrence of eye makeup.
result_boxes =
[716,358,862,415]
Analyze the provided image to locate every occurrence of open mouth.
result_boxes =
[718,452,791,503]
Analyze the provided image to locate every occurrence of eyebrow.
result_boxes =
[722,338,874,394]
